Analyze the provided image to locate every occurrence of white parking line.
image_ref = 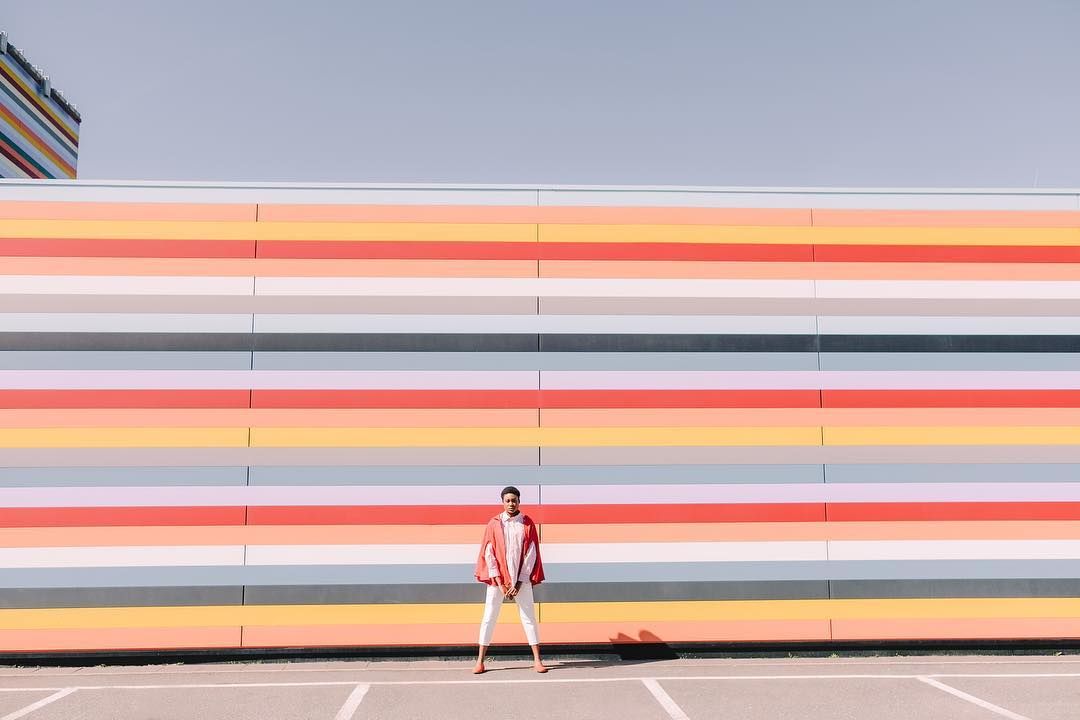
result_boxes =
[918,677,1032,720]
[641,679,691,720]
[0,688,76,720]
[332,684,370,720]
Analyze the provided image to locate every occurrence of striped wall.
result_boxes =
[2,182,1080,654]
[0,39,80,179]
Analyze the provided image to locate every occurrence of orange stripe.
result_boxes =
[814,209,1080,228]
[2,257,538,277]
[541,408,1080,428]
[258,205,811,226]
[0,408,539,428]
[0,626,240,652]
[242,619,830,647]
[0,103,76,177]
[833,617,1080,640]
[0,201,257,222]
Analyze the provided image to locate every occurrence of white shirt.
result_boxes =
[484,511,537,584]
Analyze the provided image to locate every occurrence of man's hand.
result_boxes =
[505,581,522,599]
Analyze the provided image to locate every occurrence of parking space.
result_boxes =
[1,656,1079,719]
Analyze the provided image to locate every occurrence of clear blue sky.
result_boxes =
[3,0,1079,186]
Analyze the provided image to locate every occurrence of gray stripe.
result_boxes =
[820,352,1080,370]
[250,464,823,486]
[9,560,1080,589]
[541,298,1080,317]
[0,295,538,315]
[831,579,1080,599]
[246,580,828,605]
[0,586,243,608]
[253,351,818,370]
[826,464,1080,484]
[0,467,247,487]
[0,351,252,370]
[0,448,540,468]
[542,446,1080,465]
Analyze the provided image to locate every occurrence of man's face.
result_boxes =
[503,493,520,515]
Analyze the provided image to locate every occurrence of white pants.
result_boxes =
[478,581,539,646]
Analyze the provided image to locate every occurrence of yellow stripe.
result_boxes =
[0,428,248,448]
[0,219,534,242]
[250,426,822,447]
[825,426,1080,446]
[541,225,1080,246]
[5,219,1080,246]
[6,598,1080,629]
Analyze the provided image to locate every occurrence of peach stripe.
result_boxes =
[3,257,537,277]
[833,617,1080,640]
[814,209,1080,228]
[0,202,257,222]
[0,409,539,429]
[5,521,1078,549]
[258,204,811,226]
[0,525,485,548]
[11,257,1080,281]
[0,626,241,652]
[542,260,1080,280]
[242,619,830,647]
[542,521,1080,543]
[541,408,1080,428]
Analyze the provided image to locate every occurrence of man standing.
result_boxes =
[473,485,547,674]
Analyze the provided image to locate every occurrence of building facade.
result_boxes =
[0,181,1079,655]
[0,33,80,179]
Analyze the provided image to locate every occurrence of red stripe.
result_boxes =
[258,241,812,261]
[0,238,255,258]
[248,503,824,525]
[251,390,820,409]
[816,244,1080,263]
[824,390,1080,408]
[0,390,251,409]
[829,502,1080,522]
[0,507,245,528]
[539,243,812,261]
[252,390,539,409]
[542,390,821,409]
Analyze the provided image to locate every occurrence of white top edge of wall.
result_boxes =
[0,179,1077,210]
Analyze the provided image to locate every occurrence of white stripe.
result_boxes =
[0,369,537,390]
[256,277,815,298]
[0,276,253,295]
[0,314,252,333]
[917,677,1032,720]
[819,280,1080,300]
[332,683,370,720]
[820,316,1080,335]
[0,688,76,720]
[0,546,243,568]
[254,314,817,334]
[640,679,692,720]
[830,539,1080,561]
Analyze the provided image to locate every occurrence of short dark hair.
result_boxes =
[500,486,520,500]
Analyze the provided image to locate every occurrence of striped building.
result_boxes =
[0,33,80,179]
[2,181,1080,654]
